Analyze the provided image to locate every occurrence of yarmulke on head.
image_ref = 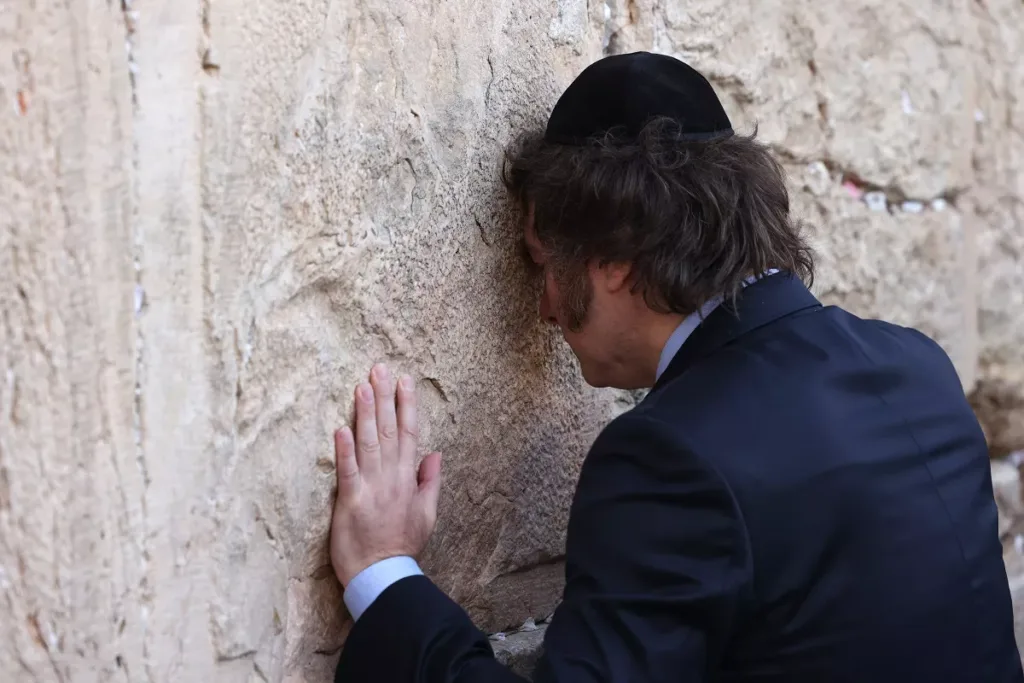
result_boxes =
[544,51,733,145]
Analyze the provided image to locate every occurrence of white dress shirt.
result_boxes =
[343,270,778,620]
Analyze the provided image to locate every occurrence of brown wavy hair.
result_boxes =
[502,117,815,329]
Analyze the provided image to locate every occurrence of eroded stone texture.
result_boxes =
[492,624,548,677]
[967,0,1024,456]
[197,0,629,678]
[0,1,145,680]
[2,0,1023,681]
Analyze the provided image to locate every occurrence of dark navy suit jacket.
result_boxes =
[336,273,1023,682]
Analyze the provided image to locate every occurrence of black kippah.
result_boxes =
[544,51,733,145]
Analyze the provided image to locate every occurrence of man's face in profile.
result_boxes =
[521,206,626,388]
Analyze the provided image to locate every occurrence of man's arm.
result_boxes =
[337,574,525,683]
[333,408,752,682]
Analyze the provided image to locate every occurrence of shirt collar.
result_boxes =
[654,269,780,382]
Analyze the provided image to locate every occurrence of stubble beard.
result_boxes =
[558,266,593,333]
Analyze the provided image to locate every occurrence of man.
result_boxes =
[327,52,1024,682]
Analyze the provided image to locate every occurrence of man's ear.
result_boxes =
[596,260,633,293]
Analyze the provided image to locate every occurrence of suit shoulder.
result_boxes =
[571,407,752,570]
[583,409,733,492]
[589,409,686,461]
[835,310,964,379]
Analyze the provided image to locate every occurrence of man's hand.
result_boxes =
[330,363,443,587]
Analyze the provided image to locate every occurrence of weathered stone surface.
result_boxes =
[492,623,548,678]
[0,2,145,680]
[966,0,1024,456]
[993,458,1024,540]
[2,0,1023,681]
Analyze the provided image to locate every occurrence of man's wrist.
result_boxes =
[343,556,423,621]
[336,551,413,588]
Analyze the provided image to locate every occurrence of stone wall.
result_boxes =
[1,0,1021,681]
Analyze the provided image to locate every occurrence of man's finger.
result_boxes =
[354,382,381,473]
[417,451,443,525]
[334,427,360,497]
[397,374,419,466]
[371,364,399,465]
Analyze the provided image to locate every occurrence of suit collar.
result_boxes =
[650,272,822,392]
[654,270,781,381]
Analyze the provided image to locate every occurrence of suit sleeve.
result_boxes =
[334,413,752,683]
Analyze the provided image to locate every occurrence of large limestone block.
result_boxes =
[196,0,636,678]
[654,0,975,197]
[0,1,143,680]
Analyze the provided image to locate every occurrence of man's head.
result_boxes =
[505,52,815,389]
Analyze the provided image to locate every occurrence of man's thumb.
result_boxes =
[417,451,443,516]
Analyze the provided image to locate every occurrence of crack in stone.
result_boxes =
[774,145,967,212]
[216,648,257,663]
[120,3,154,680]
[473,216,492,247]
[201,0,220,74]
[120,1,139,106]
[494,553,566,580]
[27,611,66,682]
[484,53,495,108]
[424,377,451,402]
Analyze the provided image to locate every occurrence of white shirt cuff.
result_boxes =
[343,556,423,621]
